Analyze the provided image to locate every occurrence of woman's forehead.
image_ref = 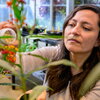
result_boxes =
[70,10,99,25]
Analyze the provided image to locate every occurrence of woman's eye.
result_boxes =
[83,27,91,31]
[67,23,75,27]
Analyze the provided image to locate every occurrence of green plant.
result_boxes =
[0,1,78,100]
[19,42,37,52]
[78,62,100,99]
[0,0,99,100]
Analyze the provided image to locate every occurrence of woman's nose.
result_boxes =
[71,25,80,35]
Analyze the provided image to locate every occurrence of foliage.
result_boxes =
[0,0,99,100]
[0,56,78,100]
[18,42,37,52]
[78,63,100,99]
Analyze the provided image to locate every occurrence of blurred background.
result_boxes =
[0,0,99,31]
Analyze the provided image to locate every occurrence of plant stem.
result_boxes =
[18,26,27,100]
[19,53,27,100]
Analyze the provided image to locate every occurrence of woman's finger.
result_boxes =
[36,90,46,100]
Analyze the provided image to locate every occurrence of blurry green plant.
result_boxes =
[0,0,99,100]
[19,42,37,52]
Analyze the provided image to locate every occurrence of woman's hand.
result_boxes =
[0,21,16,31]
[36,90,47,100]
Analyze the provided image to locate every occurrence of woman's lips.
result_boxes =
[67,39,80,43]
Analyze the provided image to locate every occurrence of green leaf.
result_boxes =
[18,42,37,52]
[0,83,20,87]
[12,0,17,4]
[15,64,22,68]
[78,63,100,98]
[29,85,49,100]
[12,0,21,21]
[0,59,18,76]
[26,78,38,86]
[28,53,50,62]
[27,34,63,39]
[12,6,21,21]
[27,59,78,77]
[0,36,13,39]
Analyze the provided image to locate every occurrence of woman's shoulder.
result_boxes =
[31,45,60,56]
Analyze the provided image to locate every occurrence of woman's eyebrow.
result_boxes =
[71,19,93,26]
[69,19,77,23]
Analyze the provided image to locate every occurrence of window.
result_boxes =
[53,0,66,30]
[0,0,10,22]
[84,0,100,4]
[0,0,74,30]
[33,0,67,30]
[75,0,100,6]
[36,0,50,29]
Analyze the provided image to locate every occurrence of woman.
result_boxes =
[35,4,100,100]
[16,4,100,100]
[0,4,99,100]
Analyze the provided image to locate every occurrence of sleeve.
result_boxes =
[15,46,59,74]
[80,80,100,100]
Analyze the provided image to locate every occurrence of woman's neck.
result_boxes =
[70,51,92,75]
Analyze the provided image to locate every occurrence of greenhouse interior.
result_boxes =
[0,0,100,100]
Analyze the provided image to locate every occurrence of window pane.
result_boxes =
[54,0,66,5]
[36,1,50,29]
[84,0,100,4]
[24,6,34,26]
[54,6,66,30]
[75,0,83,5]
[53,0,66,30]
[40,0,50,4]
[0,7,10,22]
[25,0,30,4]
[0,0,7,4]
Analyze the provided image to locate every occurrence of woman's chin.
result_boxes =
[66,47,81,53]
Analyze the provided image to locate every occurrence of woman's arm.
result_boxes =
[36,90,46,100]
[15,46,59,73]
[0,21,16,31]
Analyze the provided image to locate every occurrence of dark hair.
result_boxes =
[46,4,100,100]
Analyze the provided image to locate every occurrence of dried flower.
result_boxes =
[6,1,12,7]
[18,0,26,4]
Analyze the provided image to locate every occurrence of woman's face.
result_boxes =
[64,10,100,54]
